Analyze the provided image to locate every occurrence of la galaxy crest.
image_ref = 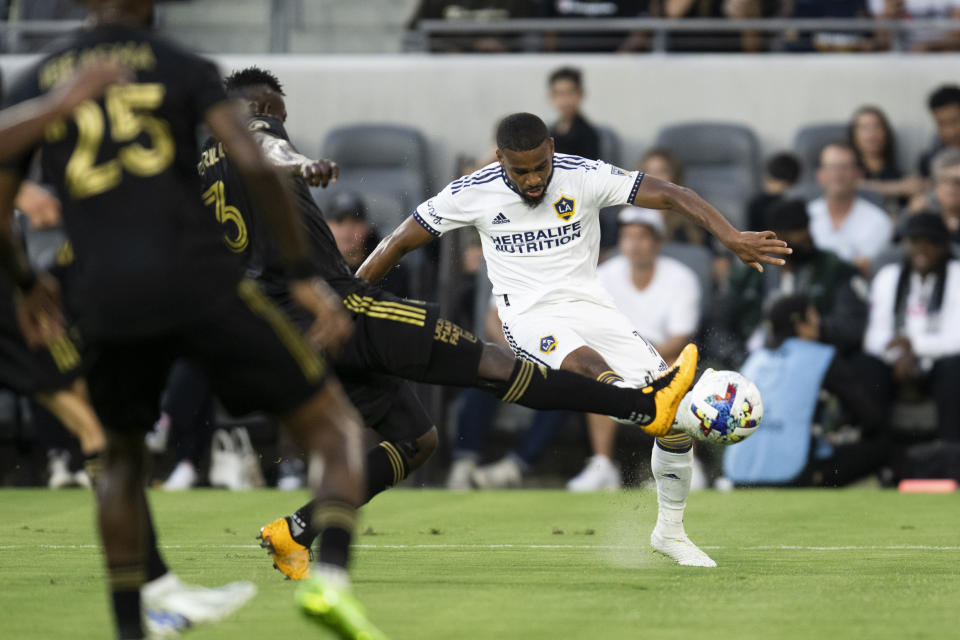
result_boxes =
[539,335,558,354]
[553,195,575,222]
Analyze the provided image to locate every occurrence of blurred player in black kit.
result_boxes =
[0,2,386,639]
[199,67,699,581]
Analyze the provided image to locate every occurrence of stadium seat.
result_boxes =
[654,122,761,229]
[316,124,431,234]
[596,125,622,167]
[660,242,714,312]
[792,122,848,186]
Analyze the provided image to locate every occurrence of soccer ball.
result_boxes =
[675,369,762,445]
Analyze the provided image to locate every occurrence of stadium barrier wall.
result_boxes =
[1,53,952,187]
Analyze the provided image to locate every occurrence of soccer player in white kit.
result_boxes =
[358,113,790,567]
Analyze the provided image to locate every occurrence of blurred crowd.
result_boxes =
[411,0,960,53]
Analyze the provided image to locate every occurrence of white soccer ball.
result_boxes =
[675,369,762,445]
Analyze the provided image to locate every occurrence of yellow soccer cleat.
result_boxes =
[258,518,310,580]
[638,343,699,437]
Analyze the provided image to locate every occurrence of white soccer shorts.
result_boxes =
[500,298,668,387]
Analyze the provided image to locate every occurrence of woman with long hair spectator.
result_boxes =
[849,105,924,212]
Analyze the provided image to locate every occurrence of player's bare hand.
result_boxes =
[290,277,352,353]
[14,182,61,229]
[15,273,65,348]
[301,160,338,188]
[51,63,131,117]
[726,230,792,273]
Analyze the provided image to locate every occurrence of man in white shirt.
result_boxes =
[807,142,893,274]
[568,207,702,492]
[863,213,960,442]
[357,113,789,567]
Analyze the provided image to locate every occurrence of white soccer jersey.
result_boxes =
[414,154,644,317]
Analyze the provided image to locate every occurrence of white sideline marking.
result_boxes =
[1,544,959,551]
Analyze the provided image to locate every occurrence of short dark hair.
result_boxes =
[224,66,285,98]
[765,152,801,184]
[818,141,857,168]
[496,113,549,152]
[767,199,809,232]
[928,84,960,112]
[548,66,582,90]
[767,294,811,349]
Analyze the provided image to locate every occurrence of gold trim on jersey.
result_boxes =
[342,294,427,327]
[236,279,325,382]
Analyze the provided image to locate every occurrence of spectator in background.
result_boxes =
[326,192,411,298]
[720,200,869,363]
[657,0,779,52]
[925,148,960,246]
[567,208,702,491]
[724,294,890,487]
[746,151,802,232]
[849,105,919,213]
[406,1,542,53]
[862,213,960,443]
[916,85,960,181]
[871,1,960,52]
[548,67,600,160]
[808,142,893,274]
[638,147,708,248]
[784,0,876,52]
[540,0,650,53]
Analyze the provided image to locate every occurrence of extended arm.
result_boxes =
[252,131,338,188]
[0,64,126,163]
[356,216,435,284]
[205,103,350,349]
[632,174,791,272]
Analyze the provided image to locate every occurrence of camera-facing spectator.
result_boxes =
[808,142,893,275]
[747,152,802,232]
[548,67,600,160]
[721,199,869,362]
[926,147,960,246]
[637,147,710,249]
[861,212,960,443]
[568,207,703,491]
[326,192,411,297]
[917,85,960,179]
[849,106,921,213]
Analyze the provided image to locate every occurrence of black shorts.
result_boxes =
[281,286,483,443]
[87,279,327,434]
[0,291,81,395]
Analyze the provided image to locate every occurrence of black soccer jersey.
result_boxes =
[0,25,238,339]
[197,114,364,301]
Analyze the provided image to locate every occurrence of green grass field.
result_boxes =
[1,488,958,639]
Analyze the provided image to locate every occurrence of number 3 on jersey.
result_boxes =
[202,180,248,253]
[46,83,175,199]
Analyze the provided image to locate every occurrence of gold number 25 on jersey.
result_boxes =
[46,83,175,200]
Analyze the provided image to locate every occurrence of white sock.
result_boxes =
[651,444,694,535]
[312,562,351,589]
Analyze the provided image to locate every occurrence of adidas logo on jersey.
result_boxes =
[492,212,511,224]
